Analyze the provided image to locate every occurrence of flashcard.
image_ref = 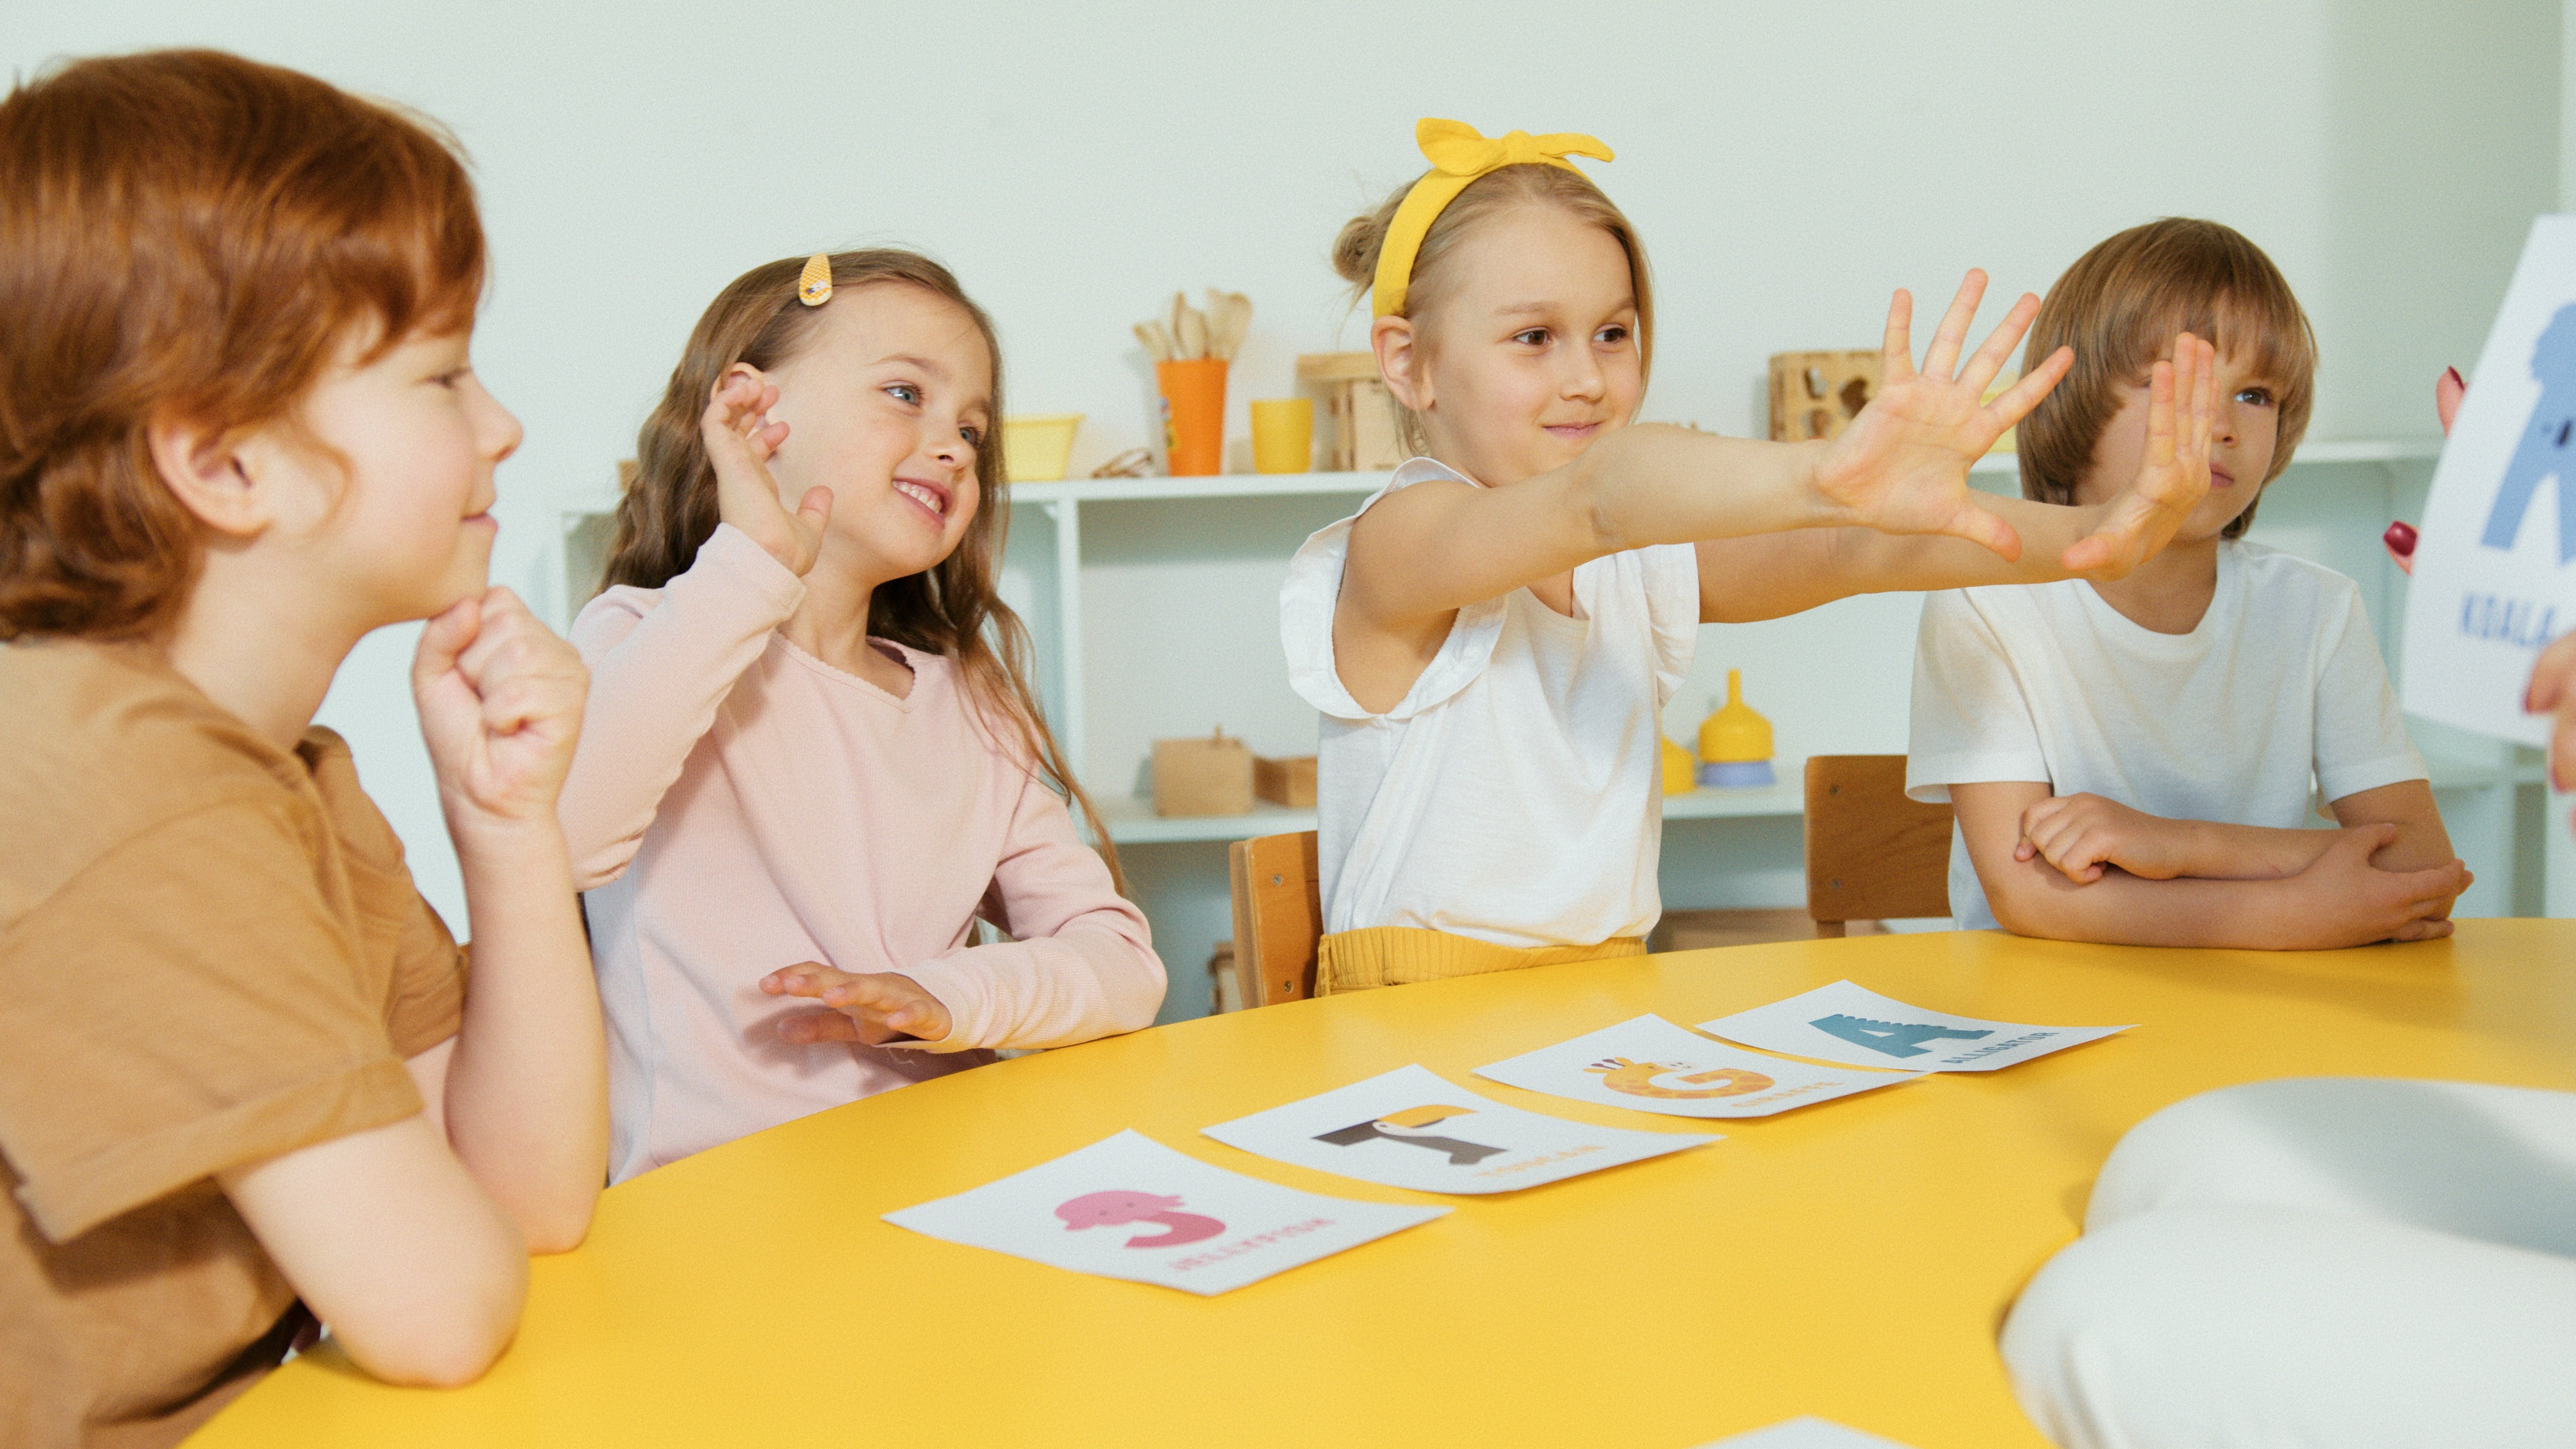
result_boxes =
[2404,215,2576,746]
[881,1129,1447,1296]
[1473,1014,1923,1118]
[1697,981,2130,1072]
[1201,1063,1716,1194]
[1693,1417,1922,1449]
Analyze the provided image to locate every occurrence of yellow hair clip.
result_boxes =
[797,254,833,307]
[1371,119,1614,319]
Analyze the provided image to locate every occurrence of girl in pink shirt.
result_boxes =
[560,251,1163,1182]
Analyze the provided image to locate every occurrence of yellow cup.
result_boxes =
[1250,397,1315,475]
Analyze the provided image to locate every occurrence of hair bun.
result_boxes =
[1331,211,1384,286]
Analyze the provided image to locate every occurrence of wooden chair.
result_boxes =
[1804,756,1953,937]
[1226,831,1322,1009]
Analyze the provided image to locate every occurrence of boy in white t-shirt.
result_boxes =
[1907,219,2472,948]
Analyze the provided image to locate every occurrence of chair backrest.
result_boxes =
[1226,831,1322,1008]
[1803,755,1953,936]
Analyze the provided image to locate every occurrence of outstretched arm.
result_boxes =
[1952,781,2469,949]
[1696,335,2216,622]
[1343,272,2067,629]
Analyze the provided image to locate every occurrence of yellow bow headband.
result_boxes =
[1371,118,1615,319]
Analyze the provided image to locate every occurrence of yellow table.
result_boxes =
[196,922,2576,1448]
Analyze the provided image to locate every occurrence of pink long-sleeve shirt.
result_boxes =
[562,525,1163,1182]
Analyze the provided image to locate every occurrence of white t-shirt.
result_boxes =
[1280,457,1700,948]
[1905,540,2426,931]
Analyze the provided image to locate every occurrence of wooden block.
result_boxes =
[1767,351,1883,442]
[1295,351,1382,384]
[1299,353,1405,472]
[1151,730,1253,817]
[1253,754,1317,808]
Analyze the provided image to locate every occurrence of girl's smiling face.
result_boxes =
[1384,203,1644,486]
[2075,338,2280,542]
[758,282,993,583]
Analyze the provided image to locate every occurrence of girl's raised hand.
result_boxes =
[761,962,954,1046]
[2059,334,2218,576]
[412,586,590,836]
[1813,270,2073,560]
[704,369,832,576]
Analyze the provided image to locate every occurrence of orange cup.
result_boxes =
[1156,358,1228,476]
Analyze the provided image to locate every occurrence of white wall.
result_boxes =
[10,1,2560,943]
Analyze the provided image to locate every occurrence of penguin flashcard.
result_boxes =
[1696,982,2130,1073]
[1475,1014,1924,1118]
[882,1130,1447,1295]
[1202,1064,1717,1194]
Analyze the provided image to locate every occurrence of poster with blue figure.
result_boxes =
[2404,216,2576,747]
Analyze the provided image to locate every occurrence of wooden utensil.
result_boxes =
[1133,320,1174,361]
[1177,306,1208,361]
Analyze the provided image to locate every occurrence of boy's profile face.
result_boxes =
[2076,342,2279,542]
[256,324,523,630]
[1400,203,1644,487]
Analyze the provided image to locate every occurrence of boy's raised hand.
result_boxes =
[413,587,590,834]
[2059,334,2218,577]
[1812,270,2074,560]
[704,369,831,577]
[761,962,954,1046]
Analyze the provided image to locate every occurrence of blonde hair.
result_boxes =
[2019,218,2316,540]
[1331,164,1654,454]
[601,249,1123,889]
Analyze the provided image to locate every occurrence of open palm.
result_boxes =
[2059,334,2217,576]
[1814,270,2072,561]
[704,369,831,576]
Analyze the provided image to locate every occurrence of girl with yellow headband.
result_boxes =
[1279,119,2220,992]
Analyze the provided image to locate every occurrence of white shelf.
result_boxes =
[551,441,2441,529]
[1102,756,2531,847]
[1096,782,1805,845]
[1008,470,1391,505]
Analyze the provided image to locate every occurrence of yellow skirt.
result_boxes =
[1314,927,1647,996]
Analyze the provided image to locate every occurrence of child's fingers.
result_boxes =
[1880,289,1918,384]
[2186,335,2218,459]
[1956,291,2040,395]
[795,486,834,534]
[1978,346,2071,429]
[410,593,482,698]
[761,962,856,998]
[2141,358,2179,470]
[1919,270,1987,382]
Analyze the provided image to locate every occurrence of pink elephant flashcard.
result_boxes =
[1475,1014,1924,1118]
[1200,1064,1716,1194]
[880,1130,1446,1296]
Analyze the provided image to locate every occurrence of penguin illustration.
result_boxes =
[1313,1104,1507,1166]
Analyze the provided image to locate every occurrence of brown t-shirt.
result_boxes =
[0,639,466,1449]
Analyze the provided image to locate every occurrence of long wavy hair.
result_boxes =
[600,249,1121,888]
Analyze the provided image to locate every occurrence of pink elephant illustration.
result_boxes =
[1054,1190,1227,1248]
